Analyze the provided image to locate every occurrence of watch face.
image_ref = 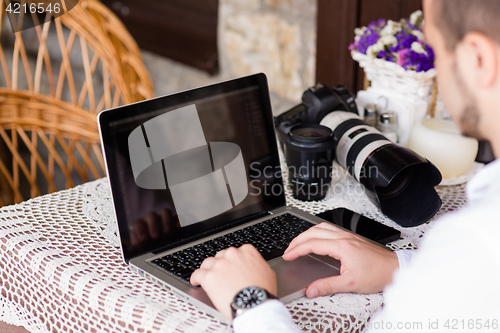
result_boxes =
[235,287,266,309]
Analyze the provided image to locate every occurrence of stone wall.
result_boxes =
[142,0,317,115]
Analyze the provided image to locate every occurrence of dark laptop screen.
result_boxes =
[98,74,285,261]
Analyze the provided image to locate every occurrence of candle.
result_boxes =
[408,118,478,179]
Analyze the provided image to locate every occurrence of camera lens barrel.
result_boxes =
[321,111,393,182]
[284,124,335,201]
[321,111,442,226]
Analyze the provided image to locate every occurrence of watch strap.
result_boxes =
[231,287,277,320]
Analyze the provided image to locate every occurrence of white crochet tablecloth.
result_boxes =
[0,163,468,333]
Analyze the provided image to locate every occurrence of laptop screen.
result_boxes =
[98,74,285,261]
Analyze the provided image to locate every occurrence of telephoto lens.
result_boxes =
[284,124,335,201]
[321,111,442,227]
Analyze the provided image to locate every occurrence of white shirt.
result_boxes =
[233,159,500,333]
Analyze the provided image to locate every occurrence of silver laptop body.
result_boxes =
[98,73,340,322]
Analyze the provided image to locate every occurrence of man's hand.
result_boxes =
[283,222,399,298]
[190,244,277,320]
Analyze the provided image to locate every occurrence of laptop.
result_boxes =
[98,73,340,321]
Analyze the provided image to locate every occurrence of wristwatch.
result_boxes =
[231,286,277,319]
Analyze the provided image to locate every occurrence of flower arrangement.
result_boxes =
[349,10,434,72]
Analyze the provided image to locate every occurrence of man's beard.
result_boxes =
[453,61,483,139]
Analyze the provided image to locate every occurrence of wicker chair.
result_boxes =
[0,0,154,205]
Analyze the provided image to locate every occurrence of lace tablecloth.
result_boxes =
[0,163,467,332]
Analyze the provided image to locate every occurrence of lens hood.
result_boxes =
[361,144,442,227]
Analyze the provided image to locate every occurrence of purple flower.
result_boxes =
[396,47,434,72]
[350,13,435,72]
[368,19,386,30]
[397,49,410,66]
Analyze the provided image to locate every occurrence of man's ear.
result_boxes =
[458,32,499,88]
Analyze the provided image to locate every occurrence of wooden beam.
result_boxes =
[316,0,360,91]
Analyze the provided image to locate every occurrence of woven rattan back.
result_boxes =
[0,0,154,205]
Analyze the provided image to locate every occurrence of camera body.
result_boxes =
[275,84,358,146]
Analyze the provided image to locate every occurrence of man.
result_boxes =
[190,0,500,331]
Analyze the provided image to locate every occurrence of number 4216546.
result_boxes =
[444,319,498,330]
[5,2,61,14]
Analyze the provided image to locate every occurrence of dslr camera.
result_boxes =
[274,84,357,202]
[275,84,442,227]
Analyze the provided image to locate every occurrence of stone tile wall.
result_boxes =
[143,0,317,115]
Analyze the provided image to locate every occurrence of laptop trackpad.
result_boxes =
[271,255,340,303]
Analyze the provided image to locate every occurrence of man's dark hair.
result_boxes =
[434,0,500,51]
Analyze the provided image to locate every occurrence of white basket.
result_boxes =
[352,51,436,99]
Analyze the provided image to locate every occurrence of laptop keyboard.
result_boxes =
[150,213,314,283]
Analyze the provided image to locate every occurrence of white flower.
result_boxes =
[354,27,367,37]
[366,41,385,58]
[380,35,397,47]
[411,41,427,54]
[411,29,425,41]
[409,10,423,28]
[380,20,402,36]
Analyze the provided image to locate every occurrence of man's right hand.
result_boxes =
[283,222,399,298]
[190,244,277,320]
